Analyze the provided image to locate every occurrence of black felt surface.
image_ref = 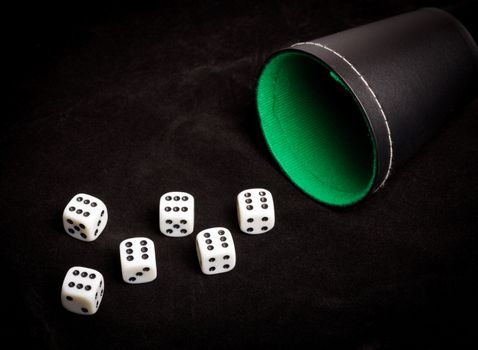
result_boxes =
[2,1,478,349]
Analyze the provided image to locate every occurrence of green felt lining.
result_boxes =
[256,51,377,206]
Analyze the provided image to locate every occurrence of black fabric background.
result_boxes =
[2,1,477,349]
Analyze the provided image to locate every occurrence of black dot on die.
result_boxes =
[91,202,97,207]
[74,226,80,231]
[80,233,87,239]
[68,229,75,234]
[262,204,268,209]
[209,267,216,272]
[94,229,98,235]
[68,282,75,287]
[140,240,147,246]
[247,228,253,232]
[79,224,85,229]
[173,207,179,212]
[67,219,73,224]
[180,220,187,224]
[209,258,215,262]
[244,192,251,197]
[181,207,188,212]
[83,212,90,217]
[260,197,267,202]
[206,239,212,244]
[100,289,104,296]
[81,308,88,313]
[73,270,79,275]
[262,226,268,231]
[262,217,268,221]
[136,272,143,276]
[66,296,73,301]
[259,191,266,196]
[77,197,83,202]
[97,220,101,226]
[174,196,180,201]
[182,196,188,201]
[126,249,133,254]
[143,267,150,272]
[204,232,210,238]
[247,218,253,223]
[85,285,91,291]
[165,207,171,212]
[218,230,225,235]
[84,199,90,204]
[207,245,214,250]
[245,199,252,204]
[142,254,149,259]
[96,301,99,308]
[222,243,228,248]
[173,224,180,229]
[246,205,253,210]
[95,293,98,299]
[166,220,172,224]
[125,242,132,247]
[69,206,75,211]
[129,277,136,282]
[76,209,83,214]
[223,264,230,269]
[165,196,172,201]
[101,210,104,217]
[77,284,83,289]
[89,274,96,279]
[180,229,187,234]
[127,256,134,261]
[223,255,230,260]
[220,237,227,241]
[141,247,148,252]
[166,229,173,234]
[81,272,87,277]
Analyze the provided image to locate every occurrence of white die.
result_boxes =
[236,188,275,234]
[196,227,236,275]
[159,191,194,237]
[63,193,108,242]
[119,237,157,284]
[61,266,105,315]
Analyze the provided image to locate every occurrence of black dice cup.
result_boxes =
[256,8,478,206]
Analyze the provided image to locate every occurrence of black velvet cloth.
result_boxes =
[2,1,477,349]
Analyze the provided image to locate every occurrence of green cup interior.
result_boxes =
[256,51,376,206]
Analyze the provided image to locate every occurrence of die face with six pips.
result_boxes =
[159,191,194,237]
[61,266,105,315]
[119,237,157,284]
[196,227,236,275]
[63,193,108,242]
[236,188,275,234]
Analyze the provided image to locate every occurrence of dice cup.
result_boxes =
[256,7,478,206]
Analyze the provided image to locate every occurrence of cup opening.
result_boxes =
[256,51,377,206]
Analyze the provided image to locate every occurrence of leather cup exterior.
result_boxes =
[257,8,478,206]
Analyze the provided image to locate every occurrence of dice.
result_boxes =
[61,266,105,315]
[196,227,236,275]
[236,188,275,234]
[159,191,194,237]
[119,237,157,284]
[63,193,108,242]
